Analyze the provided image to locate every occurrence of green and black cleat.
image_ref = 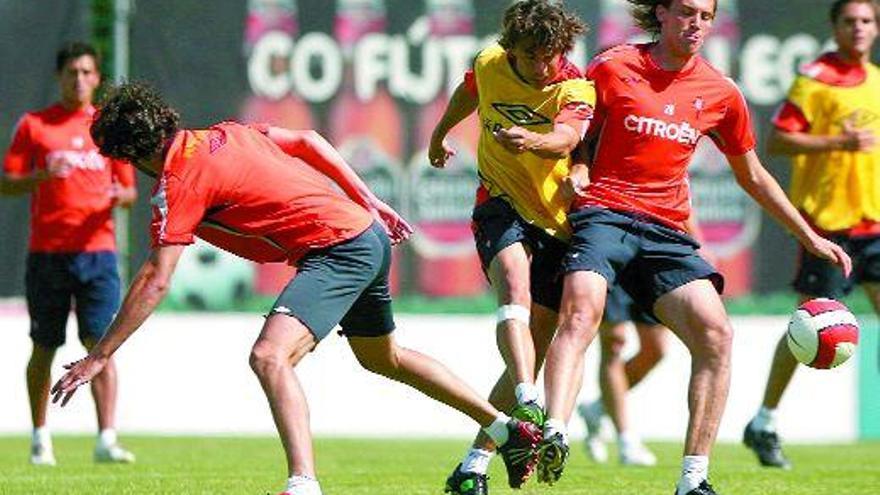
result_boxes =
[676,480,719,495]
[536,432,569,485]
[497,419,542,488]
[511,401,545,427]
[444,463,488,495]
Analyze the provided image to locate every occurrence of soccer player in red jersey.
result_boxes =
[744,0,880,470]
[50,82,543,495]
[1,42,136,466]
[535,2,851,494]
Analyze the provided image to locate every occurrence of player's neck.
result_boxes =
[835,49,869,66]
[648,43,697,72]
[59,99,92,112]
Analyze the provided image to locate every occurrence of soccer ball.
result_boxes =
[168,240,255,310]
[786,298,859,369]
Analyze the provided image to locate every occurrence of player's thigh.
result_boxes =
[558,270,608,334]
[653,278,731,354]
[339,224,396,339]
[530,303,558,367]
[472,197,531,303]
[72,251,121,344]
[270,223,386,342]
[25,253,74,349]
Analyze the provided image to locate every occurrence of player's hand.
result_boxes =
[370,198,413,245]
[840,121,876,151]
[805,235,852,277]
[46,156,74,178]
[51,355,108,407]
[561,166,589,201]
[428,137,456,168]
[493,126,533,153]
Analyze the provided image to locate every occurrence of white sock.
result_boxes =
[32,426,52,448]
[676,455,709,495]
[460,448,494,474]
[483,414,511,446]
[617,430,639,450]
[543,418,568,444]
[751,406,777,432]
[514,382,540,405]
[286,474,322,495]
[98,428,118,447]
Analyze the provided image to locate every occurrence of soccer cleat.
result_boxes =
[619,441,657,466]
[536,432,569,485]
[497,419,541,488]
[29,443,56,466]
[444,463,488,495]
[577,402,608,463]
[676,479,719,495]
[94,442,136,463]
[511,400,545,427]
[742,421,791,469]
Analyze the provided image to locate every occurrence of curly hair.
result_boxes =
[91,82,180,164]
[498,0,586,55]
[627,0,717,36]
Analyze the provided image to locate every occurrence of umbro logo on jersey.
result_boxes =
[624,114,701,145]
[492,103,552,126]
[839,109,879,128]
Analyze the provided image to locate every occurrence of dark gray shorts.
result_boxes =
[793,234,880,298]
[603,284,657,325]
[270,222,395,340]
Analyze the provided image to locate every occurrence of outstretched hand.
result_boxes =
[51,355,108,407]
[371,199,413,245]
[428,137,456,168]
[805,235,852,277]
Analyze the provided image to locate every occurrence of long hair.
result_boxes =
[91,82,180,164]
[626,0,717,36]
[498,0,586,54]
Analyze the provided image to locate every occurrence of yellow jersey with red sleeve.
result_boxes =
[469,43,595,240]
[773,52,880,234]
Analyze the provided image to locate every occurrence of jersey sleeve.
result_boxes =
[555,80,596,139]
[110,159,136,187]
[463,69,478,97]
[711,84,757,156]
[150,174,206,247]
[773,75,820,133]
[771,101,810,132]
[3,115,35,176]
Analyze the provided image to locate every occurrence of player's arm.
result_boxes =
[495,100,591,159]
[768,125,876,155]
[1,116,50,196]
[109,160,137,208]
[0,169,50,195]
[266,127,413,244]
[51,244,185,406]
[726,150,851,274]
[561,139,592,200]
[429,79,479,168]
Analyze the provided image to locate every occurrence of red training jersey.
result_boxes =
[577,44,755,231]
[150,122,374,264]
[3,103,135,253]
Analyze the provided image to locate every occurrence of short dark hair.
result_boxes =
[830,0,880,24]
[498,0,586,55]
[56,41,100,73]
[91,82,180,163]
[627,0,718,36]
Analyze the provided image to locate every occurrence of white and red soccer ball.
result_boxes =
[786,298,859,369]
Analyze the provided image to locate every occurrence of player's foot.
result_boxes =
[29,443,56,466]
[511,400,545,427]
[497,419,541,488]
[620,440,657,466]
[94,442,136,463]
[742,421,791,469]
[676,479,718,495]
[536,432,569,485]
[577,401,608,463]
[444,463,488,495]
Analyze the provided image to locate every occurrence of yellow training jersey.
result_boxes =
[473,44,595,240]
[774,53,880,232]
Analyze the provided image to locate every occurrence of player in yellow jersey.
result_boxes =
[744,0,880,469]
[428,1,594,493]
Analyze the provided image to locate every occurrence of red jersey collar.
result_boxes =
[800,52,867,87]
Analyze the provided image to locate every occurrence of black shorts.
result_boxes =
[471,196,567,311]
[26,251,121,348]
[604,284,658,325]
[563,207,723,317]
[793,234,880,298]
[271,222,395,341]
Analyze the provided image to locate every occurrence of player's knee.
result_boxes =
[354,346,402,378]
[249,342,287,377]
[600,331,626,360]
[696,320,733,365]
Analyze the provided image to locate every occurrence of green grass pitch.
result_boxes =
[1,437,878,494]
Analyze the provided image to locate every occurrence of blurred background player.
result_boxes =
[51,82,543,495]
[535,1,852,494]
[0,41,136,466]
[428,1,594,492]
[744,0,880,469]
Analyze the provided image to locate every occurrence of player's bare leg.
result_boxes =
[653,279,732,494]
[627,323,667,388]
[250,314,319,489]
[27,344,57,465]
[539,271,606,483]
[83,337,134,463]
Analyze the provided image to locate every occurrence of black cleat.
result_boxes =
[497,419,541,488]
[536,432,569,485]
[743,420,792,469]
[676,479,719,495]
[444,463,488,495]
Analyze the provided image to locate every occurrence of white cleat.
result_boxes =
[94,443,136,464]
[619,441,657,467]
[585,435,609,463]
[30,444,57,466]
